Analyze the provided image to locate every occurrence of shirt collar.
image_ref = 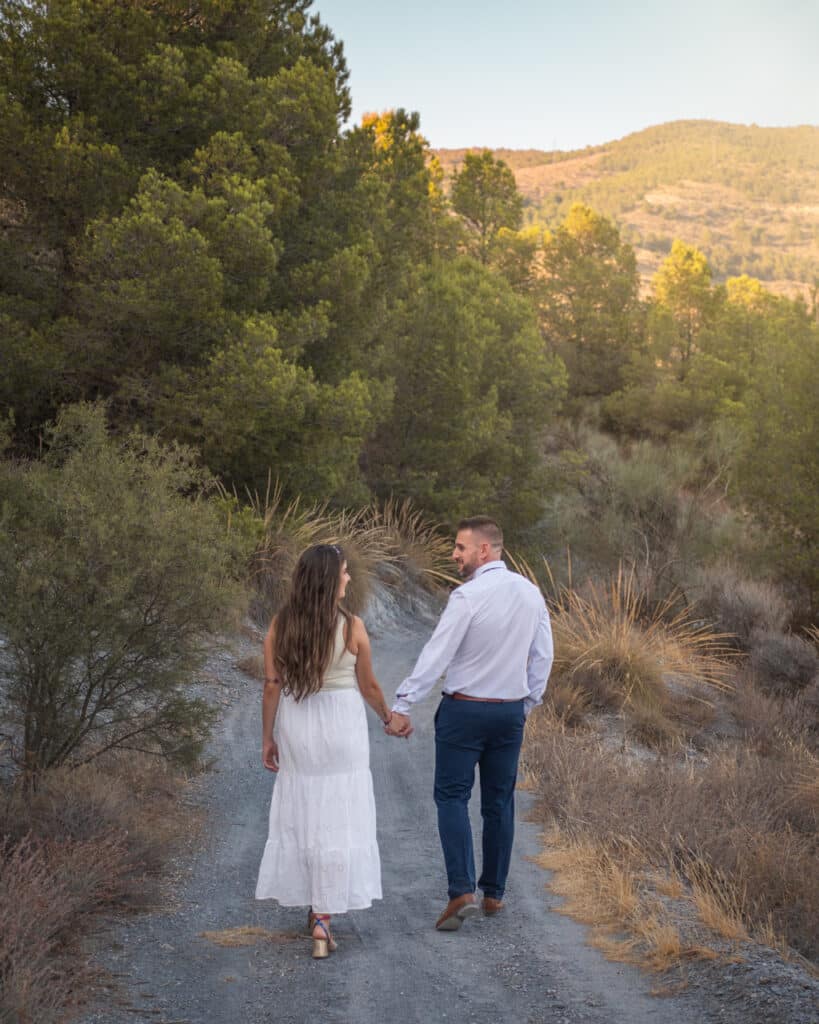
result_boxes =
[471,560,507,579]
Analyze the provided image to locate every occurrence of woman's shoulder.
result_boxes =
[345,613,367,650]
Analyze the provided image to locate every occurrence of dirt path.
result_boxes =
[79,616,817,1024]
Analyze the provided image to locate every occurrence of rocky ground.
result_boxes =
[77,596,818,1024]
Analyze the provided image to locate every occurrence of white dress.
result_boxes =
[255,618,382,914]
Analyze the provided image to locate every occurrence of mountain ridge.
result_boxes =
[434,120,819,300]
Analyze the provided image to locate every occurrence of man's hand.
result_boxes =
[385,712,413,737]
[262,738,280,772]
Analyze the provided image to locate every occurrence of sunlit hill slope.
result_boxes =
[435,120,819,300]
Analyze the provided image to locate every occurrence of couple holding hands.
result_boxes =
[255,517,554,958]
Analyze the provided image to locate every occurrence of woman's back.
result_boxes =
[321,617,357,692]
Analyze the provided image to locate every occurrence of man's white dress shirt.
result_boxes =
[392,561,554,717]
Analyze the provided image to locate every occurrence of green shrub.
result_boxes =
[538,428,743,599]
[0,402,247,775]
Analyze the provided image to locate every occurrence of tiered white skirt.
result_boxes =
[255,688,382,914]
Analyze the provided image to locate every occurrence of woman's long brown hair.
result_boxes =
[274,544,350,701]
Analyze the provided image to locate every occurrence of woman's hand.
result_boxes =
[385,712,413,737]
[262,738,280,772]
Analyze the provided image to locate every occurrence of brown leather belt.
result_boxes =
[447,692,520,703]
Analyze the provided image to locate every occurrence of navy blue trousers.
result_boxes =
[433,695,525,900]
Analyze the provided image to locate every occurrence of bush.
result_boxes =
[0,402,246,775]
[730,670,819,771]
[0,832,133,1023]
[749,629,819,695]
[538,429,746,600]
[692,564,790,649]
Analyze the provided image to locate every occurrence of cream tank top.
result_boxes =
[321,616,358,692]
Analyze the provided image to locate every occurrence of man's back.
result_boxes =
[442,562,547,700]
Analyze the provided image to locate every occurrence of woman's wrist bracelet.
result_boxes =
[383,711,393,725]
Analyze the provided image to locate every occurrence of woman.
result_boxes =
[255,544,394,958]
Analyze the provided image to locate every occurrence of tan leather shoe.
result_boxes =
[482,896,504,916]
[435,893,479,931]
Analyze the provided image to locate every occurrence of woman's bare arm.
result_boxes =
[351,617,392,725]
[261,618,282,771]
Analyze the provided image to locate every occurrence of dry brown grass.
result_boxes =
[523,711,819,965]
[541,675,594,727]
[0,755,194,1022]
[536,831,640,925]
[536,827,713,971]
[244,483,452,625]
[520,563,734,748]
[2,754,192,889]
[688,863,749,942]
[0,836,99,1023]
[625,702,684,751]
[371,496,457,587]
[551,567,733,706]
[653,867,686,900]
[200,925,300,947]
[244,481,354,623]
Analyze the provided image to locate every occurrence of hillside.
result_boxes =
[436,121,819,300]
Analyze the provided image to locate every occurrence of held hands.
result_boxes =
[384,711,413,738]
[262,738,280,772]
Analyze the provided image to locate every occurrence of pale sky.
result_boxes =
[313,1,819,151]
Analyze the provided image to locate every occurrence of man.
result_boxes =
[386,516,553,931]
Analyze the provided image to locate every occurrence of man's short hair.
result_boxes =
[457,516,503,550]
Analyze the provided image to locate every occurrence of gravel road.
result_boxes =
[79,608,819,1024]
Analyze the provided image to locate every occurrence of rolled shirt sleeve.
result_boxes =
[523,606,554,717]
[392,591,472,716]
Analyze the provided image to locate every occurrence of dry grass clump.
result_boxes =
[523,715,819,964]
[369,496,456,585]
[542,566,733,747]
[625,702,685,751]
[0,755,193,1022]
[686,861,749,941]
[245,483,451,625]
